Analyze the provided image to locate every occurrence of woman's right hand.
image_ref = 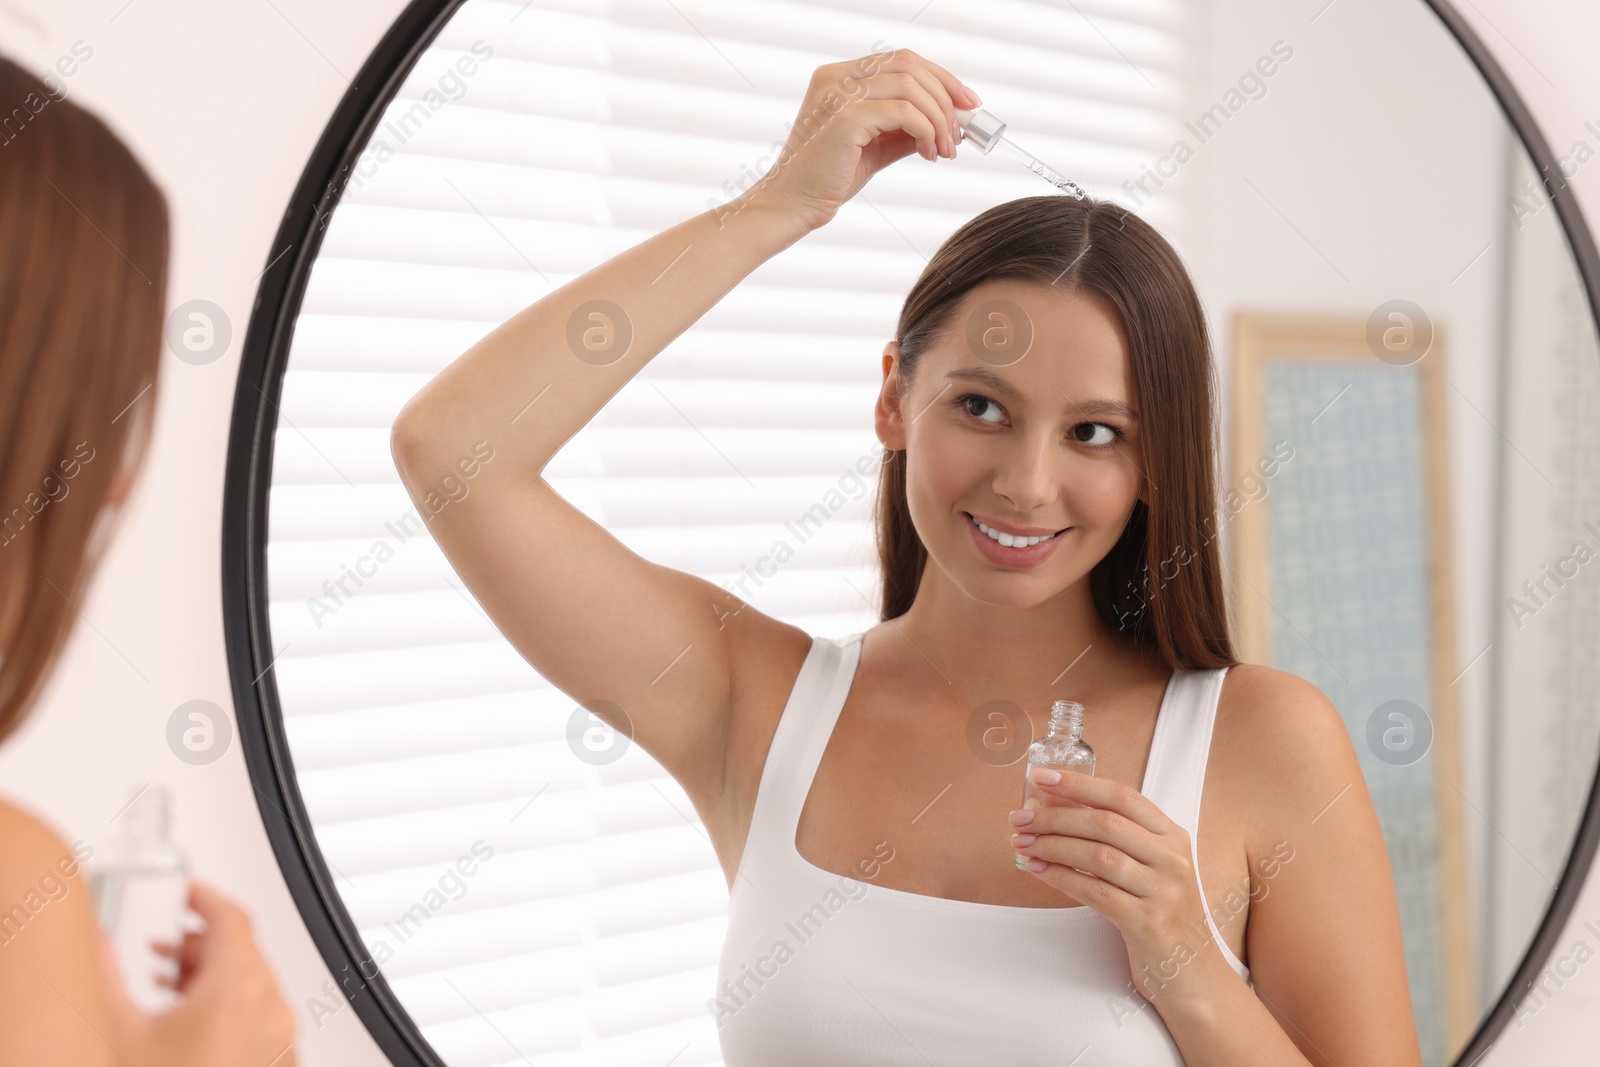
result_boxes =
[746,48,981,231]
[112,879,300,1067]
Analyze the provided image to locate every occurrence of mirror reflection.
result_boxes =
[262,0,1600,1064]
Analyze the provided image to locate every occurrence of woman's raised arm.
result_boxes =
[389,50,978,805]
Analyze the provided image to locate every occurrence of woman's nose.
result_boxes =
[990,434,1060,510]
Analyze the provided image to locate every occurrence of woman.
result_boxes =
[391,49,1423,1065]
[0,54,298,1066]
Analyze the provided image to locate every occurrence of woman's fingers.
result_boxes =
[858,53,971,159]
[750,47,977,229]
[898,60,971,155]
[878,68,953,157]
[1019,834,1150,897]
[1014,802,1163,867]
[1038,765,1179,836]
[185,877,234,924]
[881,72,947,159]
[882,47,978,120]
[186,878,256,950]
[859,96,940,162]
[169,929,206,988]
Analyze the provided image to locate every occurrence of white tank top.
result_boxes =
[713,630,1249,1065]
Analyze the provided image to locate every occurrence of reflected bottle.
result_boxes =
[90,785,189,1012]
[1015,701,1096,871]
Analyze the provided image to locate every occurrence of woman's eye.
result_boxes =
[1072,422,1119,447]
[959,394,1005,424]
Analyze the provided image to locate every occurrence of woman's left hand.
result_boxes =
[1009,766,1237,1009]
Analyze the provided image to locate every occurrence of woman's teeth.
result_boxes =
[969,514,1064,548]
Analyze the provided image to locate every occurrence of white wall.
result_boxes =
[1182,0,1506,1055]
[0,1,1596,1064]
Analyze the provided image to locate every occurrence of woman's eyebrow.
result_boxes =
[943,367,1140,421]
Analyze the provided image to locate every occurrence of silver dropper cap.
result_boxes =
[954,108,1006,154]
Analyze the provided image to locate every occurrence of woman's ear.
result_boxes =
[874,340,907,451]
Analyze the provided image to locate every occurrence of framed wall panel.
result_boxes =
[1228,311,1472,1064]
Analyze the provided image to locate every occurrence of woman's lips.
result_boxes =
[965,512,1069,538]
[964,512,1069,568]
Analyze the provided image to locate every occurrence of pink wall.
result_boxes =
[0,3,405,1062]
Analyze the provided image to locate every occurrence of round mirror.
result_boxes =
[225,1,1600,1064]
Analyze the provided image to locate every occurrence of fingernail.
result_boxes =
[1027,857,1047,872]
[1032,766,1062,784]
[964,85,981,106]
[1011,832,1037,847]
[1008,808,1035,826]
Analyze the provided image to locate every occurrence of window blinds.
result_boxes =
[263,0,1192,1062]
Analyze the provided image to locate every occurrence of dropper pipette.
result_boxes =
[954,108,1087,200]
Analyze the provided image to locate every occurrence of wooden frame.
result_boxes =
[1227,310,1473,1059]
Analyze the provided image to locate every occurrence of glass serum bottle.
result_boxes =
[90,785,189,1012]
[1015,700,1096,871]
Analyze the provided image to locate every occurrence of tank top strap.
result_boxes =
[740,631,863,872]
[1139,664,1249,980]
[1139,666,1230,833]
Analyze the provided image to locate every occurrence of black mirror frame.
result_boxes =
[221,1,1600,1063]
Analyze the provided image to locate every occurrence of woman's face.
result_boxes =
[876,278,1147,610]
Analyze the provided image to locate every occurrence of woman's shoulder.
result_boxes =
[1212,663,1366,839]
[0,797,121,1064]
[0,797,96,929]
[1215,662,1353,767]
[0,796,84,869]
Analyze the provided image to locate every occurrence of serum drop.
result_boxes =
[1015,700,1096,871]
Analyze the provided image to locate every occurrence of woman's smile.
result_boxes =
[964,510,1071,568]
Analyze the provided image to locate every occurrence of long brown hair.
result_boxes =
[874,195,1236,671]
[0,54,169,742]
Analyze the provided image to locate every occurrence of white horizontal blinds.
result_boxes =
[264,1,1188,1063]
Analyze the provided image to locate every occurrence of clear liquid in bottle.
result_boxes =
[89,785,189,1012]
[1016,700,1096,871]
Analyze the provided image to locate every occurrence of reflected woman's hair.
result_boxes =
[0,54,170,741]
[875,195,1236,671]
